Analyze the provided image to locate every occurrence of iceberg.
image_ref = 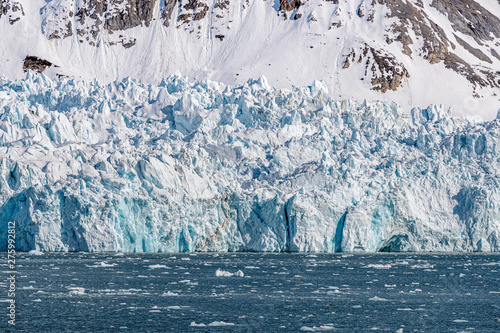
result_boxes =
[0,72,499,252]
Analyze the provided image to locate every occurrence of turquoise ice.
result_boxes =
[0,72,499,252]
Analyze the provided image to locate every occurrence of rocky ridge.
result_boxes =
[1,0,497,112]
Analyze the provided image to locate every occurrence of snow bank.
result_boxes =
[0,73,499,252]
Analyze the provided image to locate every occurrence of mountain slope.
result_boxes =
[1,0,500,119]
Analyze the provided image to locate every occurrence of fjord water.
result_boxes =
[5,253,500,332]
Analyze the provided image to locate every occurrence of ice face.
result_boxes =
[0,72,499,252]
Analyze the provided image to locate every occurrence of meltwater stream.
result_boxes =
[3,253,500,332]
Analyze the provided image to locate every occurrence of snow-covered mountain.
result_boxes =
[1,0,500,119]
[1,1,500,253]
[0,73,499,252]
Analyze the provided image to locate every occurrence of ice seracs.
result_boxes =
[2,0,500,119]
[0,73,499,253]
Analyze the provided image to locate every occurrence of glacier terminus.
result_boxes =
[0,72,499,253]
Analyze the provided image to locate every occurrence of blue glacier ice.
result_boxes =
[0,71,499,252]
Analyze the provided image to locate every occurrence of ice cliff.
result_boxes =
[0,72,499,252]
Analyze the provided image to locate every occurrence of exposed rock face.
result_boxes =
[104,0,157,31]
[443,53,500,91]
[177,0,209,24]
[1,0,500,103]
[454,34,492,64]
[430,0,500,43]
[41,1,74,40]
[161,0,178,27]
[344,44,410,93]
[380,0,450,63]
[23,56,54,73]
[374,0,500,91]
[279,0,302,12]
[75,0,107,40]
[0,0,24,24]
[44,0,157,42]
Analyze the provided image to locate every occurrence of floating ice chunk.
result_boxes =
[162,291,179,296]
[28,250,44,255]
[68,287,85,295]
[300,324,335,331]
[190,322,207,327]
[452,319,469,323]
[215,269,244,277]
[148,264,169,269]
[366,264,392,269]
[369,296,389,301]
[207,321,235,326]
[411,264,434,269]
[166,306,189,310]
[88,261,117,268]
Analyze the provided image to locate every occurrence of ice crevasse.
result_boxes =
[0,72,499,252]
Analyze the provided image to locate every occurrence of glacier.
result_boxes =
[0,71,499,253]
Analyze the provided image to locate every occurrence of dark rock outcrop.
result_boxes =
[1,0,24,24]
[161,0,178,27]
[431,0,500,43]
[23,56,53,74]
[104,0,157,32]
[376,0,500,89]
[75,0,108,39]
[279,0,302,12]
[344,44,410,93]
[454,34,492,64]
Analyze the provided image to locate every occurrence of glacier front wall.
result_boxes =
[0,73,499,252]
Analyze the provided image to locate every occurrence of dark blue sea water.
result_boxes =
[2,253,500,332]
